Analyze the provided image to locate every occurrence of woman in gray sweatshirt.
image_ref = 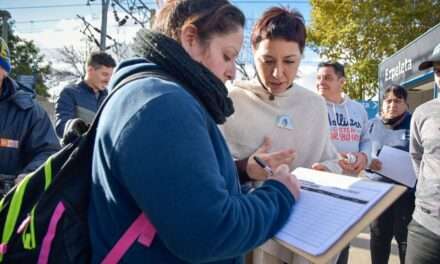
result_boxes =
[367,84,414,264]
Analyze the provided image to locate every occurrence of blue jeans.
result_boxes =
[405,220,440,264]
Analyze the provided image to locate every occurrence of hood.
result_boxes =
[325,93,355,139]
[108,58,161,93]
[231,78,316,112]
[325,93,352,107]
[324,93,355,121]
[233,78,298,101]
[233,79,268,98]
[0,76,35,110]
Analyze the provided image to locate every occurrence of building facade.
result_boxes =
[378,23,440,111]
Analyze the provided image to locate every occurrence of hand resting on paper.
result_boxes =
[369,158,383,171]
[311,163,329,172]
[270,164,301,201]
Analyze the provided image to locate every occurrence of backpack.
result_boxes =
[0,67,168,264]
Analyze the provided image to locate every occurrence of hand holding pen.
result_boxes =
[253,156,301,200]
[246,136,295,181]
[253,156,274,177]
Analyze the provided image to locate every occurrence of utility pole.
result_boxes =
[100,0,111,51]
[0,10,11,42]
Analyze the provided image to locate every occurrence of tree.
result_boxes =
[308,0,440,99]
[53,40,131,83]
[6,26,52,97]
[56,45,90,80]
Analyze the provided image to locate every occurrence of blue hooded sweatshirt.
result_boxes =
[0,76,60,176]
[88,59,296,263]
[55,80,108,138]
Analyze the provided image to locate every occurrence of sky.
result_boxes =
[1,0,320,91]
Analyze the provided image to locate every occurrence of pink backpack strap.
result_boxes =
[101,213,156,264]
[38,202,66,264]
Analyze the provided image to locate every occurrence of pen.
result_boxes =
[253,156,274,177]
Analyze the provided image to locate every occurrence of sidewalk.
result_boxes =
[349,229,400,264]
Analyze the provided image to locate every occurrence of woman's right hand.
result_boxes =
[271,164,301,200]
[369,158,382,171]
[246,136,295,180]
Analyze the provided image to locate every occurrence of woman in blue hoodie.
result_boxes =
[89,1,301,263]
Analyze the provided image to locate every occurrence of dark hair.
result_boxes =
[87,51,116,69]
[383,84,408,101]
[251,7,306,53]
[318,61,345,78]
[153,0,245,45]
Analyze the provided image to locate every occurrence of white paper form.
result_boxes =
[275,168,392,256]
[377,145,417,188]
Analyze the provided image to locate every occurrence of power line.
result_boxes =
[15,18,77,24]
[11,0,310,32]
[14,17,310,25]
[2,3,101,10]
[112,0,147,27]
[16,23,137,34]
[3,1,308,10]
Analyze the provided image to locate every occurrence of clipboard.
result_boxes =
[252,180,406,264]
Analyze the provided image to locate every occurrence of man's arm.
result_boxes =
[21,103,60,174]
[55,88,76,138]
[358,107,372,165]
[314,103,342,174]
[410,111,423,177]
[316,136,342,174]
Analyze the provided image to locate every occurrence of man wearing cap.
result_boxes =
[0,37,60,192]
[406,42,440,264]
[55,51,115,145]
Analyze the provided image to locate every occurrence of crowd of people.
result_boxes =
[0,0,439,263]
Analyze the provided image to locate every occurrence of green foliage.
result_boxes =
[5,25,51,97]
[308,0,440,99]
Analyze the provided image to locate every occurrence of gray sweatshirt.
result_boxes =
[410,98,440,236]
[325,95,372,163]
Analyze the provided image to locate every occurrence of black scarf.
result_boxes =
[137,30,234,124]
[382,112,407,128]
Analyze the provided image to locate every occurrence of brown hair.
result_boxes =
[87,51,116,69]
[384,84,408,101]
[153,0,245,45]
[251,7,306,53]
[318,61,345,78]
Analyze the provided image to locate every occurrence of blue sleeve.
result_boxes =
[21,103,60,173]
[55,88,76,138]
[113,92,295,263]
